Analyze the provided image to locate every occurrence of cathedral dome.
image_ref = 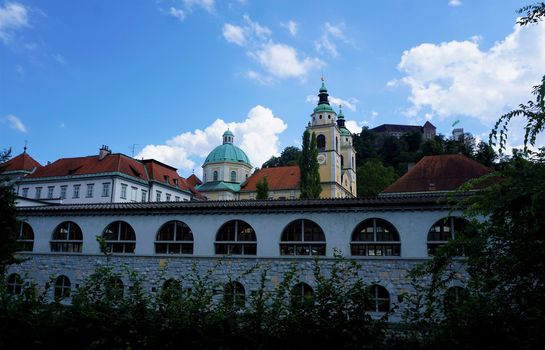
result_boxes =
[203,130,251,165]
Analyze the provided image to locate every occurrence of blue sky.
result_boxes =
[1,0,544,177]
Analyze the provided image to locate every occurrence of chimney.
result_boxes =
[99,145,111,160]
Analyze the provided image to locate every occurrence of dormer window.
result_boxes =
[164,175,170,184]
[173,178,178,186]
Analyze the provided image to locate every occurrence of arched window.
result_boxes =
[215,220,257,255]
[54,275,71,300]
[444,286,468,314]
[213,171,219,181]
[280,219,326,256]
[155,220,193,254]
[17,222,34,252]
[317,135,326,152]
[340,155,344,168]
[351,218,400,256]
[291,282,314,305]
[366,284,390,312]
[6,273,23,296]
[161,279,184,301]
[103,221,136,254]
[427,217,474,255]
[230,171,237,182]
[224,281,245,308]
[107,278,124,298]
[51,221,83,253]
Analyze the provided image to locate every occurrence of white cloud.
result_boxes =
[183,0,215,13]
[345,120,366,134]
[0,2,29,44]
[449,0,462,7]
[251,42,323,79]
[169,7,186,21]
[137,105,287,174]
[281,20,297,36]
[223,15,271,47]
[393,21,545,146]
[6,114,27,133]
[315,22,351,57]
[222,23,246,46]
[305,94,358,111]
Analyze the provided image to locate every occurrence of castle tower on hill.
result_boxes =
[307,79,357,198]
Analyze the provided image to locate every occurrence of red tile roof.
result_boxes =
[382,154,492,193]
[26,153,149,180]
[187,174,202,187]
[142,159,193,191]
[1,152,42,172]
[241,165,300,192]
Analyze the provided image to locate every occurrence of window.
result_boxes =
[351,218,400,256]
[166,193,171,202]
[161,279,184,301]
[131,186,137,201]
[336,136,339,152]
[230,171,237,182]
[6,273,23,296]
[427,217,475,255]
[340,155,344,168]
[164,175,170,184]
[47,186,54,199]
[317,135,326,152]
[107,278,124,298]
[444,286,468,314]
[60,185,67,199]
[224,281,245,308]
[290,282,314,305]
[73,184,80,198]
[102,221,136,254]
[141,190,147,202]
[120,184,127,199]
[86,184,94,198]
[173,178,178,186]
[102,183,110,197]
[175,196,180,201]
[35,187,42,199]
[17,222,34,252]
[156,190,162,202]
[54,275,71,300]
[280,219,325,256]
[22,187,29,197]
[215,220,257,255]
[155,220,193,254]
[213,171,219,181]
[51,221,83,253]
[366,285,390,312]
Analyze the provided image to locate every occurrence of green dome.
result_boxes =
[340,127,351,136]
[223,130,234,137]
[313,103,334,113]
[204,143,251,165]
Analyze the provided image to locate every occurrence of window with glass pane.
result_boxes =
[224,281,245,308]
[51,221,83,253]
[427,217,474,256]
[215,220,257,255]
[366,284,390,312]
[351,218,400,256]
[102,221,136,253]
[155,220,194,254]
[17,222,34,252]
[280,219,326,256]
[6,273,23,295]
[290,282,314,305]
[54,275,71,300]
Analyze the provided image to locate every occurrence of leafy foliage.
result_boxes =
[356,159,398,196]
[0,148,21,276]
[299,129,321,198]
[262,146,302,168]
[256,176,269,199]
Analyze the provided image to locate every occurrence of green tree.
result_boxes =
[353,127,378,164]
[474,140,497,167]
[0,148,20,276]
[256,176,269,199]
[402,4,545,349]
[262,146,302,168]
[356,160,398,197]
[299,130,321,199]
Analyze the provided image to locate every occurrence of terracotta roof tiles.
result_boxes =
[241,165,300,192]
[383,154,492,193]
[1,152,42,172]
